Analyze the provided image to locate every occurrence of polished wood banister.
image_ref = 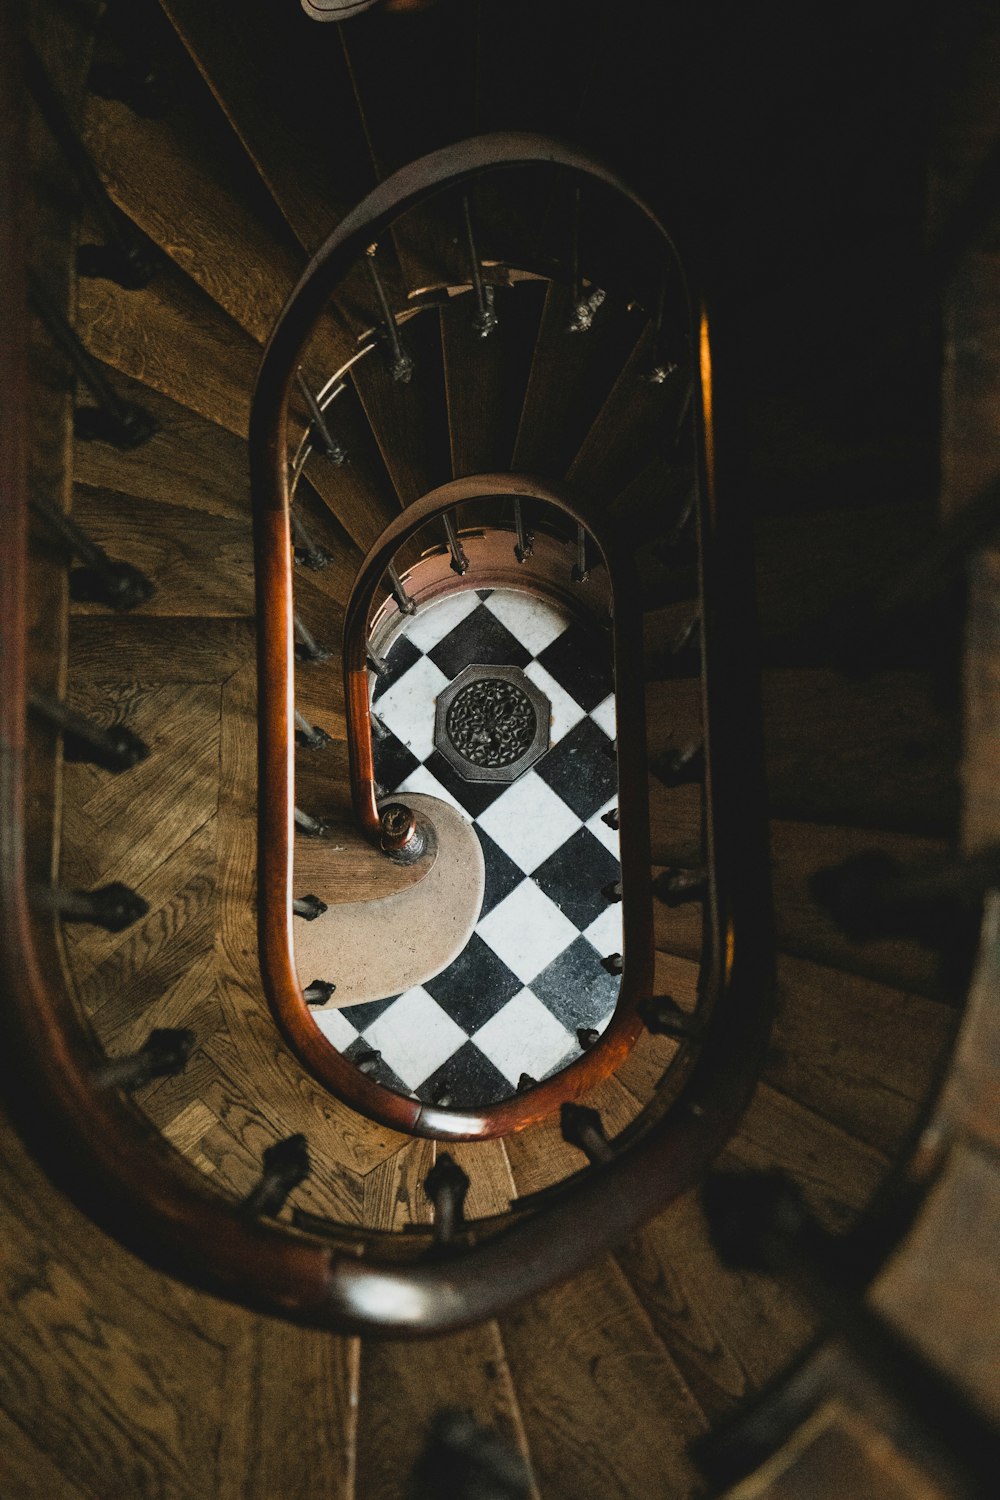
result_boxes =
[2,74,776,1332]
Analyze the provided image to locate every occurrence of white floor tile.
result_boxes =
[312,1008,360,1051]
[474,988,577,1084]
[580,902,624,958]
[585,797,621,857]
[477,771,581,873]
[590,692,617,739]
[363,987,467,1089]
[524,659,587,744]
[477,878,580,984]
[483,589,570,656]
[374,653,449,762]
[403,590,481,653]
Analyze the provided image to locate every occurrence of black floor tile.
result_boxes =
[530,936,621,1030]
[424,748,508,817]
[428,603,531,680]
[416,1041,513,1108]
[476,829,526,919]
[423,932,522,1033]
[535,715,618,820]
[339,994,400,1032]
[372,633,423,703]
[536,621,614,712]
[372,723,421,792]
[532,826,621,930]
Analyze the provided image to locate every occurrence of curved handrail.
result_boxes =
[2,99,775,1335]
[270,473,655,1138]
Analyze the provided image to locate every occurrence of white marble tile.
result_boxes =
[396,761,470,820]
[311,1007,360,1051]
[403,590,480,653]
[580,901,624,958]
[477,878,580,984]
[590,691,617,740]
[363,986,466,1090]
[523,659,586,744]
[477,770,581,874]
[585,796,621,857]
[374,653,449,762]
[473,988,577,1085]
[483,589,570,657]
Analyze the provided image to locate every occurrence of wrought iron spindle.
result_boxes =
[294,709,332,750]
[639,994,700,1040]
[28,275,157,448]
[294,806,329,837]
[424,1153,470,1245]
[572,524,590,584]
[290,509,332,570]
[601,879,623,903]
[24,43,157,289]
[513,497,533,563]
[91,1028,195,1091]
[643,286,679,385]
[602,807,620,831]
[293,894,327,920]
[29,690,149,771]
[385,563,416,616]
[243,1135,310,1219]
[364,243,414,382]
[303,980,336,1006]
[30,492,155,609]
[577,1026,600,1051]
[366,646,389,675]
[36,881,148,932]
[354,1048,382,1077]
[566,185,605,333]
[295,370,347,464]
[601,952,624,975]
[90,53,171,119]
[461,192,498,338]
[653,866,708,907]
[560,1103,613,1164]
[293,613,332,662]
[442,512,469,575]
[652,740,705,787]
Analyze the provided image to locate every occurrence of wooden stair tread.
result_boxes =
[615,1189,815,1423]
[499,1257,706,1500]
[77,259,259,437]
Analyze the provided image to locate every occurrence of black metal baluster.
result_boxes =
[354,1048,382,1077]
[560,1103,613,1164]
[643,285,679,385]
[91,1028,195,1090]
[601,952,624,975]
[30,492,155,609]
[293,894,327,920]
[571,523,590,584]
[364,243,414,383]
[294,710,332,750]
[442,512,469,575]
[36,881,148,932]
[653,866,708,907]
[577,1027,600,1051]
[513,497,534,563]
[28,274,157,448]
[295,371,347,464]
[385,563,416,616]
[243,1135,310,1218]
[24,43,157,289]
[424,1153,470,1245]
[293,613,332,663]
[639,994,700,1040]
[290,509,332,570]
[303,980,336,1006]
[29,690,149,771]
[462,191,498,337]
[367,645,389,675]
[652,740,705,787]
[566,184,605,333]
[294,806,329,837]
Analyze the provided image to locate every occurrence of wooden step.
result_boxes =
[77,257,259,437]
[499,1257,706,1500]
[646,668,960,835]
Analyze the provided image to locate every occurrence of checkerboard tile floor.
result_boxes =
[313,587,622,1107]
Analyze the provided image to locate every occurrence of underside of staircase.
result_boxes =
[3,1,999,1497]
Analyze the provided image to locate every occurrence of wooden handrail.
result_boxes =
[2,63,776,1331]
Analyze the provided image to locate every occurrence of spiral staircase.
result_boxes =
[3,1,999,1496]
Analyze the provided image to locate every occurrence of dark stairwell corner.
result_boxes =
[2,1,999,1498]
